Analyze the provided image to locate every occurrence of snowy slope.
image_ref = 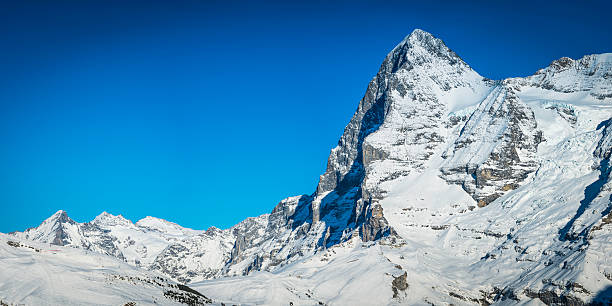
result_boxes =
[0,234,212,306]
[5,29,612,305]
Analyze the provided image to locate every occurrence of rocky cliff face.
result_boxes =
[440,81,542,206]
[9,30,612,305]
[313,29,490,243]
[317,30,486,199]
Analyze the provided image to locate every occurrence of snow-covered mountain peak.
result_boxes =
[386,28,472,77]
[136,216,198,235]
[540,53,612,73]
[204,226,223,235]
[92,211,133,227]
[136,215,175,227]
[402,28,447,52]
[45,209,74,225]
[525,52,612,99]
[398,28,435,46]
[396,29,445,53]
[12,210,82,246]
[34,210,76,231]
[51,209,66,216]
[318,30,489,199]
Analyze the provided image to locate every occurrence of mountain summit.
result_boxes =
[6,30,612,305]
[12,210,79,246]
[391,28,468,70]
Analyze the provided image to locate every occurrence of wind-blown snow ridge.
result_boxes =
[5,29,612,305]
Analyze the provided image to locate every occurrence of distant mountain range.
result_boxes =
[3,29,612,305]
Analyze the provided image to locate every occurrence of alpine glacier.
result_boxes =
[3,29,612,305]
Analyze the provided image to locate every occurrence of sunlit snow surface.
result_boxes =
[0,234,210,306]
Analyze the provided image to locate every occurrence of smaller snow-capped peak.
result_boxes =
[526,53,612,99]
[136,216,200,235]
[43,210,75,225]
[537,53,612,73]
[11,210,82,246]
[204,226,222,235]
[92,211,133,227]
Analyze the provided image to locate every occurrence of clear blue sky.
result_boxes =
[1,0,611,232]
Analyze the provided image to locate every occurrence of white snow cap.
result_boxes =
[92,211,132,226]
[43,209,72,224]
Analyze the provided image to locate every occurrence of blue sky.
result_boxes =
[1,0,611,232]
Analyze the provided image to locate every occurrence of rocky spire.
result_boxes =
[315,29,482,197]
[310,29,487,245]
[385,28,467,73]
[43,210,75,226]
[35,210,78,246]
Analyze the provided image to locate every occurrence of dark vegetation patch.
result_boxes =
[6,240,41,252]
[6,241,20,248]
[164,287,212,306]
